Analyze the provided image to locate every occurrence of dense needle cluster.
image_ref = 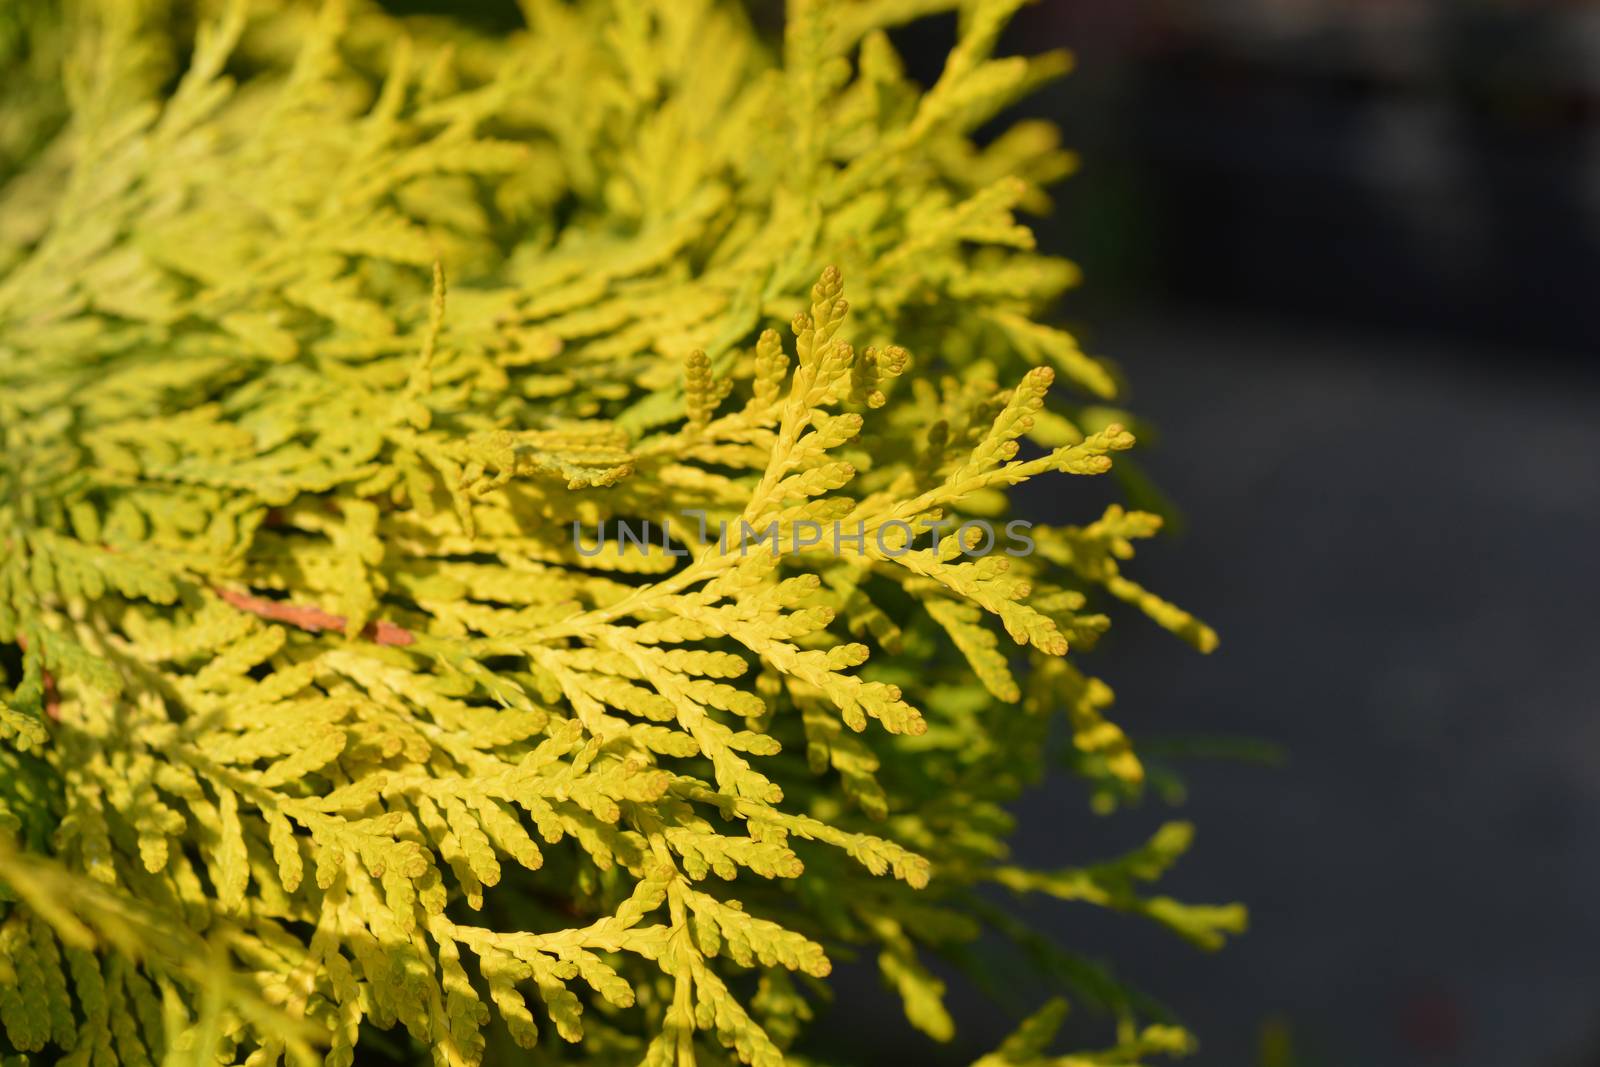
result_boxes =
[0,1,1242,1064]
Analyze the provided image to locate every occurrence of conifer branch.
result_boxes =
[0,2,1233,1063]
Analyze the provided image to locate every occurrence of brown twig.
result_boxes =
[13,634,61,721]
[213,587,415,646]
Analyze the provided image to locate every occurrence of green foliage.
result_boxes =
[0,1,1241,1064]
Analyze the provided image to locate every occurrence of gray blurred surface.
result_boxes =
[1013,311,1600,1067]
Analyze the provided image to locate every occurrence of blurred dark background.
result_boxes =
[861,2,1600,1066]
[400,2,1600,1064]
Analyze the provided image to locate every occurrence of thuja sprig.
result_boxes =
[0,2,1238,1065]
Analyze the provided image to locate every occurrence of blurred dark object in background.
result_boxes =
[996,0,1600,354]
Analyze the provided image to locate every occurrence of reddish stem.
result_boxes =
[213,587,415,646]
[13,634,61,721]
